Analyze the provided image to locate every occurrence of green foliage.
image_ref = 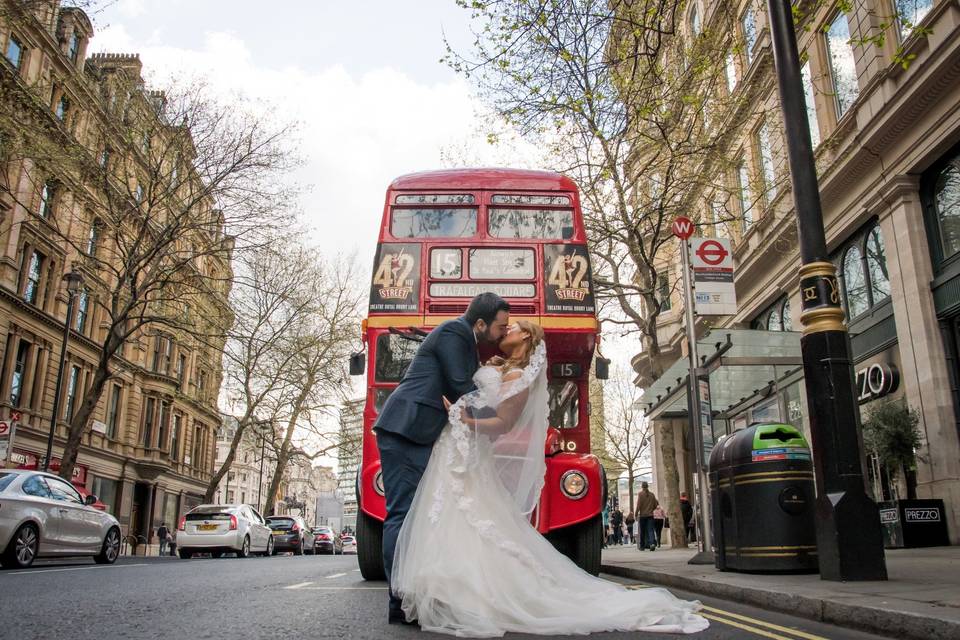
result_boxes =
[862,399,923,480]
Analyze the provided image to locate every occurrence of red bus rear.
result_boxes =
[352,168,606,578]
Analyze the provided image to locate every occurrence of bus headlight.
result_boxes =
[374,470,385,496]
[560,470,588,500]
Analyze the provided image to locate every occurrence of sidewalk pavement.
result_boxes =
[601,542,960,640]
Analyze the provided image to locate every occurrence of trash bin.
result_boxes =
[709,423,818,573]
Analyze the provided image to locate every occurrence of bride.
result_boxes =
[392,320,708,637]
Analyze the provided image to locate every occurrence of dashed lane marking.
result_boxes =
[295,586,388,590]
[7,563,148,576]
[284,582,314,590]
[325,572,348,579]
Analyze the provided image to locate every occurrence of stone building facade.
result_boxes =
[0,2,231,544]
[337,398,363,533]
[630,0,960,542]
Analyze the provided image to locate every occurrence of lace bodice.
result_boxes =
[472,366,504,409]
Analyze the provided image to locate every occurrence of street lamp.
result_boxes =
[764,0,886,580]
[43,268,84,472]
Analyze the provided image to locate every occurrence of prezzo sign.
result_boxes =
[856,363,899,404]
[905,508,942,523]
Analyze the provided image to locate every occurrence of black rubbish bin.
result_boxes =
[709,423,818,573]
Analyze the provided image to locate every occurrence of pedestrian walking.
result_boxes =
[634,482,659,551]
[601,505,609,549]
[610,508,624,545]
[157,522,169,556]
[624,512,636,545]
[652,505,666,548]
[680,491,695,544]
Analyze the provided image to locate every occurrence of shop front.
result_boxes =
[11,448,89,488]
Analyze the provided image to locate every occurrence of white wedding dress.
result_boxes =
[392,344,708,637]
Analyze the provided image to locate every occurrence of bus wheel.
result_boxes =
[570,515,603,576]
[357,510,386,581]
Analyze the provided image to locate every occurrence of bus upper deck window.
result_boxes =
[488,208,575,239]
[391,208,477,238]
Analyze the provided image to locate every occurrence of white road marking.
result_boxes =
[284,581,315,590]
[352,569,360,572]
[325,572,347,579]
[298,586,388,590]
[7,563,148,576]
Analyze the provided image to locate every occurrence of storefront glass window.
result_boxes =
[842,245,869,318]
[866,226,890,302]
[91,476,118,515]
[935,163,960,259]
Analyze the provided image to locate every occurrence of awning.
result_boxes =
[642,329,803,420]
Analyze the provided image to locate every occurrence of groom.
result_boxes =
[374,292,510,625]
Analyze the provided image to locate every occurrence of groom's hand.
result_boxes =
[442,396,452,410]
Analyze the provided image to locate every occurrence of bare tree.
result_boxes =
[1,64,300,481]
[602,366,652,515]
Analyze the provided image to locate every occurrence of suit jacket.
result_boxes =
[373,317,479,445]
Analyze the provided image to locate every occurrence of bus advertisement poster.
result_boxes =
[543,244,595,314]
[369,243,420,312]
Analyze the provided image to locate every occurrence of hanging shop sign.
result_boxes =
[855,363,899,404]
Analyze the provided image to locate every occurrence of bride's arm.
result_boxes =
[462,371,527,433]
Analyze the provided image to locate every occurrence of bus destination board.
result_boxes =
[544,244,595,314]
[369,243,420,312]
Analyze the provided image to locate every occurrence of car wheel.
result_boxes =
[94,527,121,565]
[264,536,274,557]
[2,523,39,569]
[178,549,192,559]
[211,551,223,559]
[237,536,251,559]
[293,539,303,556]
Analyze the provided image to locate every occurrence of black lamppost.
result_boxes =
[764,0,887,580]
[43,268,84,472]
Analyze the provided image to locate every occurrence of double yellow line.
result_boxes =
[623,585,829,639]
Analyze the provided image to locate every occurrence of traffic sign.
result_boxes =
[690,237,737,315]
[695,239,728,266]
[672,216,695,240]
[0,421,8,436]
[10,411,21,423]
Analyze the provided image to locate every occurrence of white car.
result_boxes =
[341,535,357,554]
[176,504,273,559]
[0,470,121,569]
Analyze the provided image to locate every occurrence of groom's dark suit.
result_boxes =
[374,316,480,619]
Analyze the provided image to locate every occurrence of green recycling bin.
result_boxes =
[708,423,818,573]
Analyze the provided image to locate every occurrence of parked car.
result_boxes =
[311,526,342,554]
[0,470,121,569]
[176,504,273,559]
[265,515,314,555]
[341,535,357,555]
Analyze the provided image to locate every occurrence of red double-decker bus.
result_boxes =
[351,168,606,578]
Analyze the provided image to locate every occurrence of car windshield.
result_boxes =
[191,505,231,514]
[266,518,295,530]
[312,528,331,534]
[0,473,16,492]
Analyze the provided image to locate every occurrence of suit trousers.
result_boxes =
[376,429,435,613]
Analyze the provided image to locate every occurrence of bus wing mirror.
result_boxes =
[595,357,610,380]
[349,352,365,376]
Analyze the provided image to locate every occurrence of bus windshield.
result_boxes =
[391,208,477,238]
[488,208,574,239]
[375,333,419,382]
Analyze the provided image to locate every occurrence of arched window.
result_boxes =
[934,162,960,259]
[781,299,793,331]
[842,245,869,318]
[766,304,782,331]
[865,226,890,303]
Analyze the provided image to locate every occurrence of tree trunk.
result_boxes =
[904,464,918,500]
[658,419,686,549]
[263,443,291,517]
[57,357,112,482]
[627,473,635,516]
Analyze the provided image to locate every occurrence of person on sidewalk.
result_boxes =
[601,504,609,549]
[610,508,624,545]
[624,512,636,545]
[157,522,169,556]
[652,505,666,548]
[680,492,694,544]
[634,482,659,551]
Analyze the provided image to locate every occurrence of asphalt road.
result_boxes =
[0,553,891,640]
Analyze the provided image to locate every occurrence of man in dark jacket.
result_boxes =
[375,292,510,625]
[634,482,659,551]
[680,491,694,543]
[610,508,623,545]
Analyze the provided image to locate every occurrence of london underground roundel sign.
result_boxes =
[672,216,694,240]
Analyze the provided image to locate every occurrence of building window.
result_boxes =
[741,6,757,65]
[67,32,80,61]
[106,383,121,439]
[737,158,753,228]
[65,364,80,420]
[99,147,110,168]
[752,296,792,331]
[657,272,672,311]
[23,249,44,305]
[801,61,821,147]
[142,396,156,447]
[690,2,701,35]
[825,12,859,119]
[896,0,933,40]
[134,184,144,203]
[157,400,171,450]
[177,354,187,383]
[193,423,205,468]
[4,34,23,70]
[933,160,960,260]
[9,340,30,407]
[54,94,69,121]
[725,52,737,92]
[86,219,101,256]
[865,226,890,303]
[756,121,776,202]
[198,369,207,399]
[842,245,869,318]
[74,289,88,333]
[38,180,57,218]
[171,413,182,461]
[152,334,173,375]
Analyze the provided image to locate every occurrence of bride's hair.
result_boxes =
[487,320,544,372]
